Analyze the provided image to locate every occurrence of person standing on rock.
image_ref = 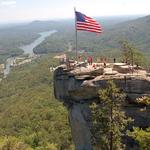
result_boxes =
[87,56,93,65]
[87,56,90,65]
[90,56,93,65]
[114,58,116,63]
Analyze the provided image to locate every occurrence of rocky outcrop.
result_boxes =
[53,63,150,150]
[69,104,92,150]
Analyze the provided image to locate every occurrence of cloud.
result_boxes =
[1,0,16,6]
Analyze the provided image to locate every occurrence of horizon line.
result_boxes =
[0,13,149,25]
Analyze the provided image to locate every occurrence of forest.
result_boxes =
[0,54,75,149]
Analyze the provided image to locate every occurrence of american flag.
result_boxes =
[75,11,102,34]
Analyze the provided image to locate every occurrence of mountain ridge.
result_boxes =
[99,15,150,53]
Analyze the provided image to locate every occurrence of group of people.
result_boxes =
[59,54,117,69]
[78,55,93,65]
[78,55,108,68]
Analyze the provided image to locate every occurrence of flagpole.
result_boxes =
[74,7,78,61]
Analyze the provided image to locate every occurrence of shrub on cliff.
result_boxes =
[127,96,150,150]
[128,127,150,150]
[91,80,131,150]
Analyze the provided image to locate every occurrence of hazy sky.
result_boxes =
[0,0,150,23]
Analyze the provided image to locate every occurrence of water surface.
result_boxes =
[4,30,56,77]
[20,30,56,55]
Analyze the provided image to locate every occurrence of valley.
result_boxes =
[0,14,150,149]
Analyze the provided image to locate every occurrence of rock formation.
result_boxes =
[53,62,150,150]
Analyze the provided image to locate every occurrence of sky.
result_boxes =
[0,0,150,23]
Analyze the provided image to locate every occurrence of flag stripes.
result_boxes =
[77,24,101,30]
[75,11,102,34]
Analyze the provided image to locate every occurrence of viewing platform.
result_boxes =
[54,60,150,102]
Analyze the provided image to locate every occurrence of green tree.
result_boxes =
[137,96,150,106]
[0,136,32,150]
[91,80,130,150]
[128,127,150,150]
[120,40,145,66]
[128,96,150,150]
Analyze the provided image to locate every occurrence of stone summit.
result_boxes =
[53,61,150,150]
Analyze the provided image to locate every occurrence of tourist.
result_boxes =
[87,56,91,65]
[104,62,106,68]
[78,55,82,61]
[90,56,93,65]
[114,58,116,63]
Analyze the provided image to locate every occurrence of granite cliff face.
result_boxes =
[53,63,150,150]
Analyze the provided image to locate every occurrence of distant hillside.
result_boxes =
[0,20,59,63]
[0,15,147,63]
[96,15,143,28]
[99,15,150,53]
[33,15,150,57]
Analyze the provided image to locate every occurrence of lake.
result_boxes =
[20,30,56,55]
[4,30,56,77]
